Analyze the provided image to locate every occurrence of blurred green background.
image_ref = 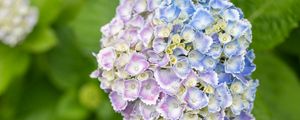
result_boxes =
[0,0,300,120]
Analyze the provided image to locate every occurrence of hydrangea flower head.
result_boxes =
[0,0,38,46]
[92,0,258,119]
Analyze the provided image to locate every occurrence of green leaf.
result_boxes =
[252,93,272,120]
[232,0,300,51]
[21,27,58,54]
[15,72,61,120]
[0,45,30,96]
[96,100,122,120]
[54,0,87,25]
[78,82,102,110]
[277,27,300,56]
[96,90,122,120]
[56,89,89,120]
[47,26,95,90]
[0,78,25,120]
[70,0,119,54]
[252,52,300,120]
[31,0,63,26]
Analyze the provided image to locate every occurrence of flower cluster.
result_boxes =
[91,0,258,119]
[0,0,38,46]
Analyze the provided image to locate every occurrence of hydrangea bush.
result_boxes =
[91,0,258,119]
[0,0,38,46]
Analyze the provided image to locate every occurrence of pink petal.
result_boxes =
[97,47,116,71]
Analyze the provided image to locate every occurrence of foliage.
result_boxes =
[0,0,300,120]
[232,0,300,51]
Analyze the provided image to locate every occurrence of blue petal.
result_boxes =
[224,40,240,57]
[237,37,251,51]
[188,50,205,70]
[212,33,221,43]
[147,0,162,11]
[246,49,255,62]
[222,8,241,21]
[233,74,249,85]
[230,80,245,94]
[199,71,219,87]
[189,9,214,30]
[244,29,252,42]
[209,0,233,11]
[159,3,181,23]
[241,55,256,76]
[218,73,233,84]
[244,80,259,101]
[193,31,213,53]
[207,43,222,59]
[181,25,196,42]
[235,7,245,19]
[174,0,196,15]
[208,95,221,113]
[226,20,250,39]
[201,56,217,70]
[173,57,192,79]
[215,83,233,108]
[225,56,245,73]
[237,111,255,120]
[214,63,225,73]
[161,0,172,5]
[184,87,209,110]
[199,0,210,6]
[230,95,244,115]
[172,24,184,33]
[173,47,189,57]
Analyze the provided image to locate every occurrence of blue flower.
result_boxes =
[202,55,218,70]
[209,0,233,11]
[224,40,241,57]
[199,0,210,6]
[225,55,245,73]
[173,47,189,57]
[188,50,205,70]
[181,25,196,42]
[173,57,192,79]
[159,3,181,23]
[218,73,233,84]
[174,0,195,16]
[241,54,256,76]
[184,87,209,110]
[192,31,213,53]
[215,83,233,108]
[222,8,241,21]
[226,20,251,39]
[190,8,214,30]
[207,43,222,59]
[199,71,219,87]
